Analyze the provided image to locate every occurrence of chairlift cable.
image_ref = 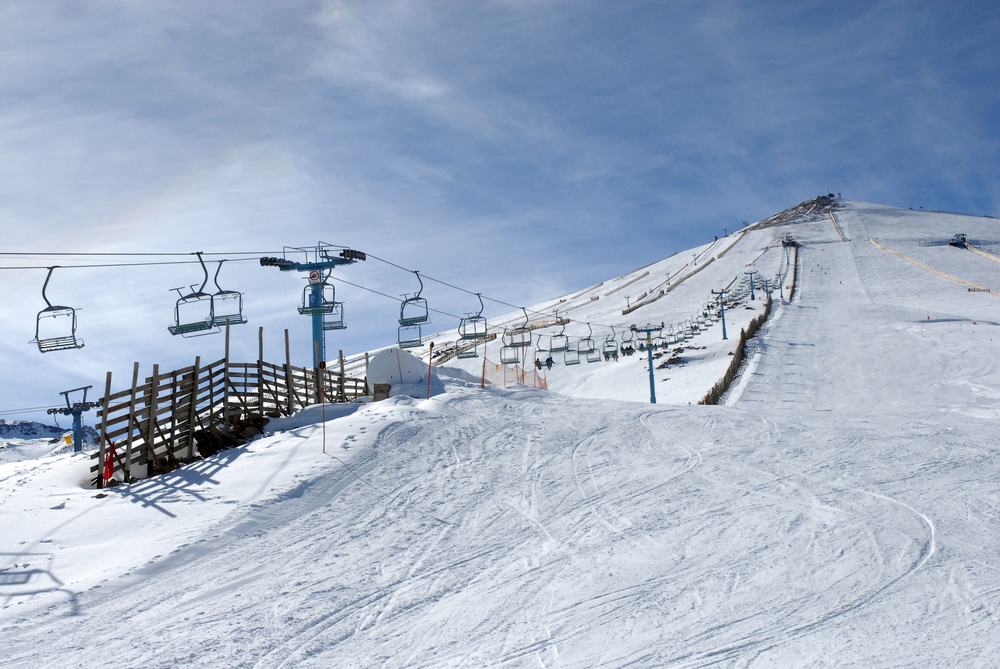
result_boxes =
[365,252,629,332]
[6,248,637,333]
[0,257,264,270]
[0,404,64,415]
[0,251,282,257]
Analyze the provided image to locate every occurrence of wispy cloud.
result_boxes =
[1,0,998,417]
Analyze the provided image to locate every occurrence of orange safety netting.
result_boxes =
[480,357,548,390]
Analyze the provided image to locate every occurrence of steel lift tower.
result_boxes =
[631,322,665,404]
[47,385,99,452]
[261,243,366,367]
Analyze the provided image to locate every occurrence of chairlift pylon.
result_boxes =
[399,271,429,326]
[168,253,218,337]
[31,266,85,352]
[459,293,487,340]
[211,260,247,327]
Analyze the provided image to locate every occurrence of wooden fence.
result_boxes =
[90,327,367,487]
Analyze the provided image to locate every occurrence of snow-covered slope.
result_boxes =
[2,199,1000,667]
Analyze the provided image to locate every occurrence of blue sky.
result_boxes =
[2,0,998,421]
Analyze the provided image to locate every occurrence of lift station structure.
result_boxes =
[261,243,366,367]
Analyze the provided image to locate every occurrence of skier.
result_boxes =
[545,356,554,370]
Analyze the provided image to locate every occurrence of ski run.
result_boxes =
[3,199,1000,667]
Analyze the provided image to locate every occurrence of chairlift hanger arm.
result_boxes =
[193,252,209,293]
[41,266,57,307]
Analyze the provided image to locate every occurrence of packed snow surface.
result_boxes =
[2,201,1000,667]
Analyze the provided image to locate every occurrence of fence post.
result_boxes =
[258,326,265,415]
[124,362,139,479]
[224,321,231,435]
[338,349,346,402]
[169,370,178,462]
[285,329,294,415]
[187,356,201,459]
[146,364,159,478]
[364,352,370,395]
[97,370,112,489]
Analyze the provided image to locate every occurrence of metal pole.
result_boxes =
[427,342,434,399]
[720,296,727,340]
[72,411,83,453]
[311,284,325,368]
[646,331,656,404]
[712,289,728,340]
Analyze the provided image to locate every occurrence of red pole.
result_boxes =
[427,342,434,399]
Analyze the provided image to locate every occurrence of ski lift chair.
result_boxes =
[211,260,247,327]
[399,271,429,326]
[502,308,532,348]
[500,345,520,364]
[578,324,600,362]
[458,293,488,340]
[603,327,618,361]
[534,333,550,355]
[323,303,347,330]
[549,317,570,352]
[32,267,85,352]
[457,340,479,359]
[398,324,423,348]
[564,348,580,365]
[169,253,218,336]
[299,282,336,315]
[620,329,635,356]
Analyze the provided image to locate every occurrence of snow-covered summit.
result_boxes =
[0,420,66,441]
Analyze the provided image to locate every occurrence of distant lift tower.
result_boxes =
[631,322,665,404]
[260,243,366,367]
[711,288,729,340]
[47,385,100,453]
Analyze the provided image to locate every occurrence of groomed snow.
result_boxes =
[2,200,999,667]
